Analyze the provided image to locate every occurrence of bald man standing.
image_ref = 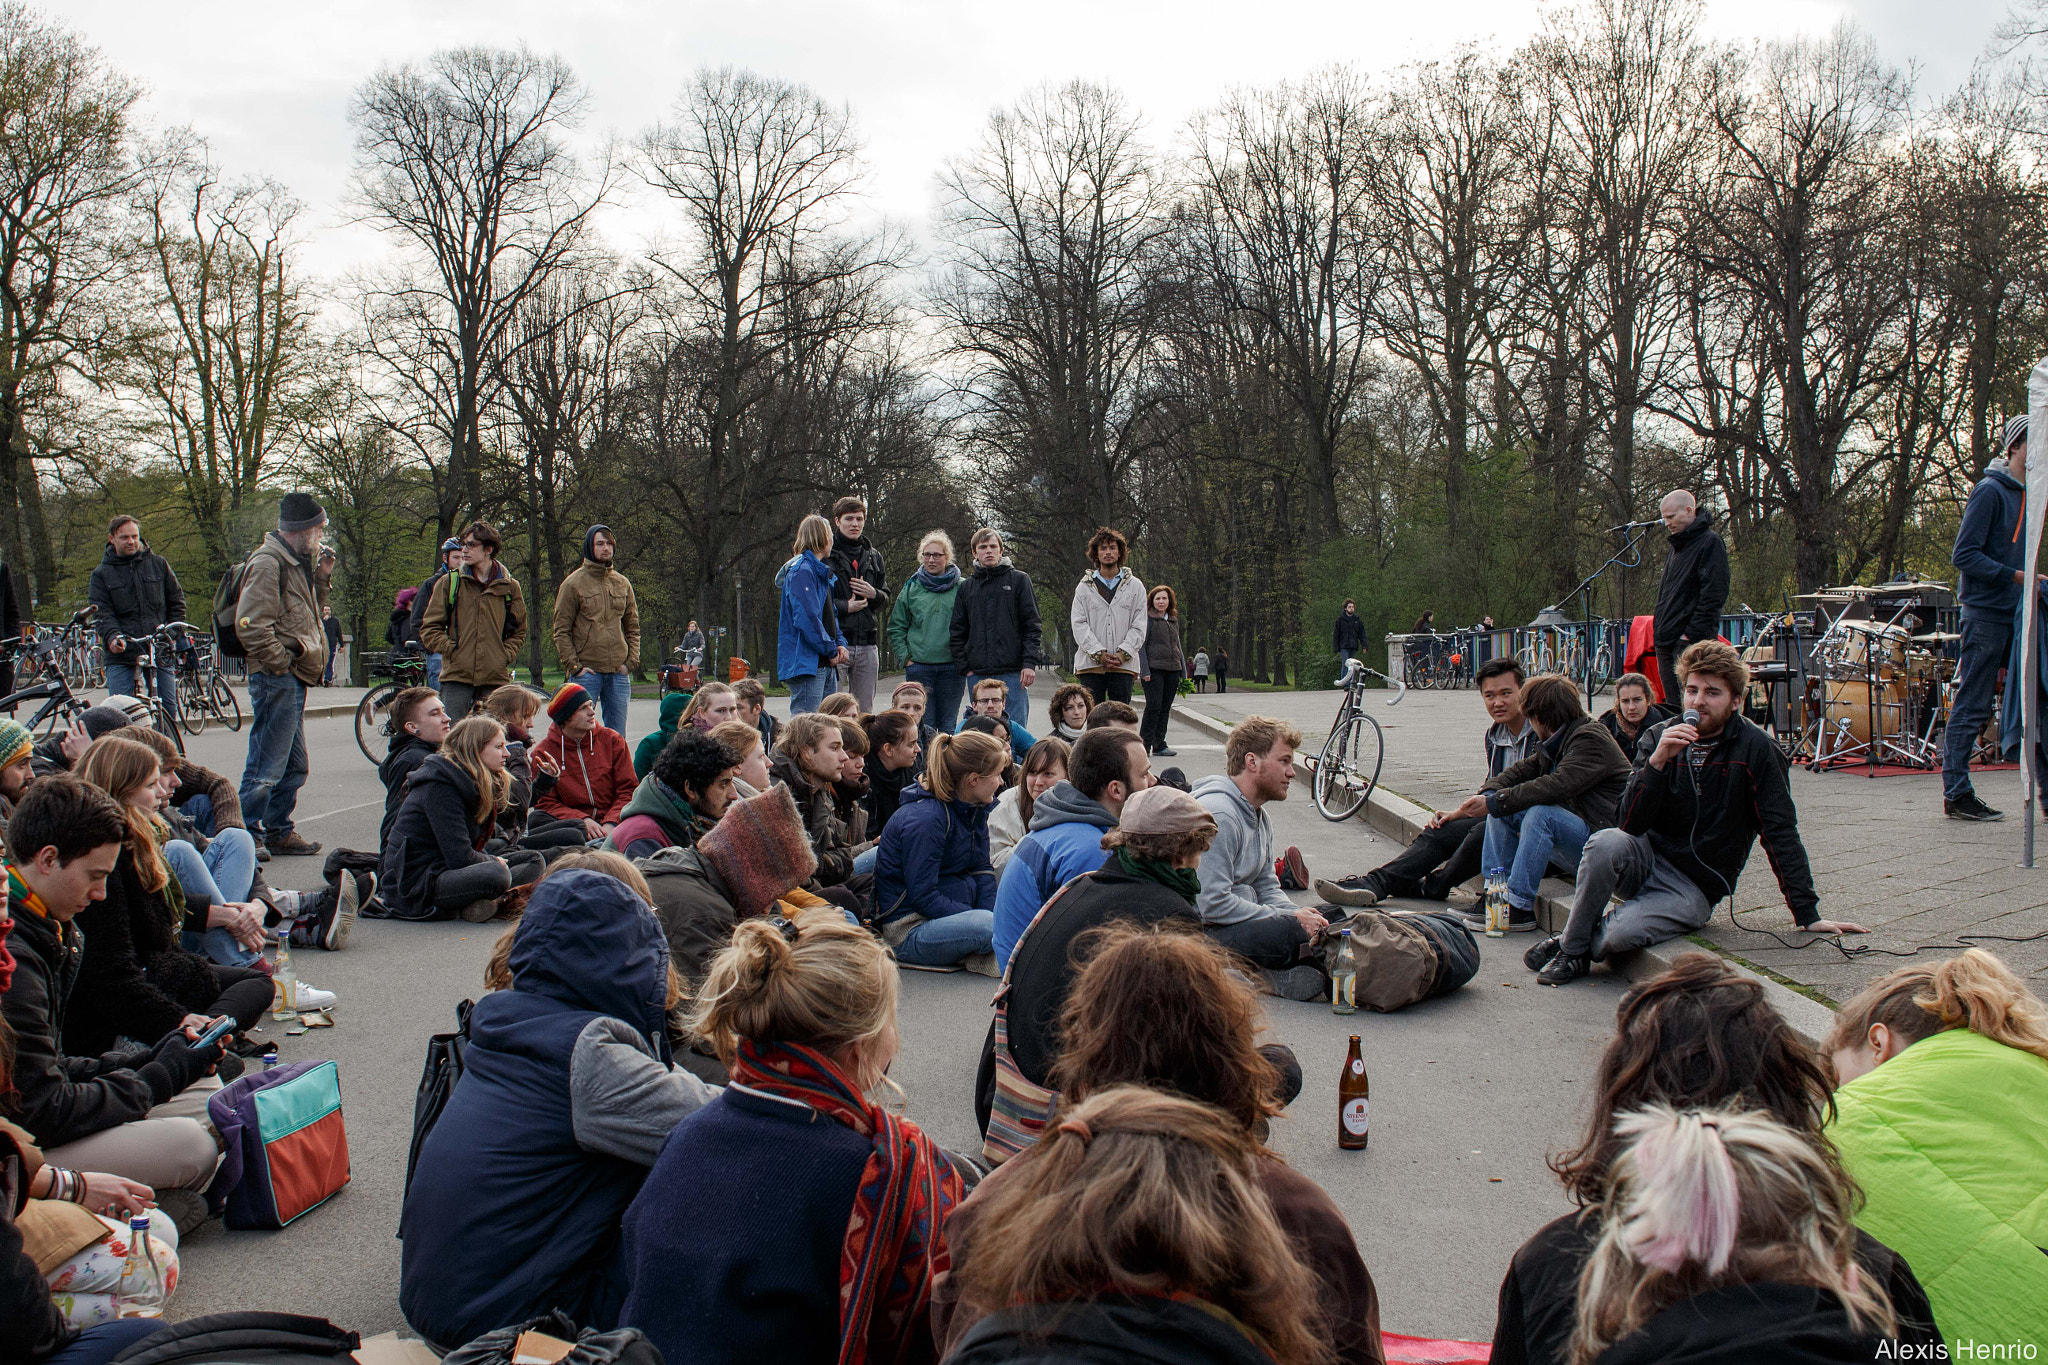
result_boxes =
[1652,490,1729,707]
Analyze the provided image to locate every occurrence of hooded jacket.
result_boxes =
[1,902,211,1149]
[379,732,438,850]
[1333,609,1367,652]
[65,850,221,1059]
[1069,569,1149,676]
[1620,714,1819,924]
[890,566,960,666]
[1951,458,2027,620]
[1652,512,1730,649]
[1594,1284,1908,1365]
[1191,774,1292,929]
[88,542,186,653]
[873,783,996,925]
[534,723,635,825]
[777,550,846,682]
[635,693,689,779]
[400,870,714,1349]
[378,754,500,921]
[419,559,528,687]
[1481,715,1633,830]
[990,780,1117,969]
[827,528,889,649]
[637,846,745,984]
[236,531,327,683]
[607,777,708,860]
[951,559,1044,676]
[552,532,640,676]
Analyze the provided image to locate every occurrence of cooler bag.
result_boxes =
[207,1060,352,1229]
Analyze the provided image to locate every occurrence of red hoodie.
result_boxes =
[534,723,635,824]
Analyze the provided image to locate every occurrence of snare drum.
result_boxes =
[1819,620,1909,679]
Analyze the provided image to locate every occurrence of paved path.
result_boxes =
[1177,685,2048,1003]
[161,680,1640,1343]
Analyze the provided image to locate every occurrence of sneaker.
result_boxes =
[1537,951,1593,987]
[1279,846,1311,892]
[1945,793,2004,822]
[1314,877,1382,908]
[265,831,323,856]
[214,1051,245,1083]
[1154,745,1176,757]
[457,897,500,923]
[1261,964,1327,1002]
[894,958,963,973]
[961,952,999,978]
[305,872,361,951]
[1504,908,1539,933]
[1524,934,1563,971]
[1455,907,1488,931]
[155,1188,209,1236]
[254,843,271,864]
[293,982,338,1011]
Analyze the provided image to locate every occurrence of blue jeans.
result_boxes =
[1481,805,1591,911]
[239,670,309,840]
[165,832,261,967]
[574,669,632,735]
[1943,613,2011,800]
[853,845,879,875]
[427,652,443,690]
[904,663,966,737]
[179,792,217,837]
[105,659,177,716]
[786,670,829,715]
[45,1320,165,1365]
[960,671,1026,729]
[891,908,995,966]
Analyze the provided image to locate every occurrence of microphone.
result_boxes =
[1608,519,1661,533]
[1681,708,1706,774]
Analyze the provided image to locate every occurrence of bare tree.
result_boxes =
[349,45,610,537]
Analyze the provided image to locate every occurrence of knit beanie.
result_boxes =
[695,783,818,917]
[2004,414,2029,454]
[85,699,150,738]
[279,492,327,532]
[0,718,30,770]
[547,682,593,727]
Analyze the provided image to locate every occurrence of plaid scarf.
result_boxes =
[730,1039,963,1365]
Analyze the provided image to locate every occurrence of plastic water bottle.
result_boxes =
[261,1043,280,1070]
[1330,929,1358,1015]
[1483,867,1508,938]
[271,938,299,1022]
[116,1214,162,1317]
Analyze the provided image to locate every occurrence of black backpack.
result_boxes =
[212,553,285,660]
[442,1311,665,1365]
[405,998,474,1199]
[109,1312,360,1363]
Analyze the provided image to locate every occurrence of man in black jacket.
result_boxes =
[948,527,1043,730]
[88,515,187,717]
[1651,491,1730,707]
[1530,641,1865,986]
[827,496,890,711]
[1332,598,1367,666]
[1,778,225,1195]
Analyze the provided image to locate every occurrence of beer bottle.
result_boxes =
[1338,1035,1370,1150]
[1330,929,1358,1016]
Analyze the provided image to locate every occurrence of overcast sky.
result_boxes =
[71,0,2017,282]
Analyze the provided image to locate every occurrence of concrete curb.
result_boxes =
[1173,702,1838,1046]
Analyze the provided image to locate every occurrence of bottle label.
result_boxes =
[1342,1097,1370,1135]
[1349,1058,1363,1076]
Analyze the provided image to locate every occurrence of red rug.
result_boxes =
[1384,1334,1490,1364]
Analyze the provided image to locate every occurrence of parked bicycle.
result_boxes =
[112,623,191,755]
[0,610,96,739]
[356,644,431,764]
[1310,657,1406,822]
[174,631,242,735]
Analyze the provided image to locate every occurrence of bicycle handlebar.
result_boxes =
[1336,657,1406,706]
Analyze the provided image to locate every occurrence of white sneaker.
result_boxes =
[293,983,338,1012]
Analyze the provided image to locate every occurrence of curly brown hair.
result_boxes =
[1085,526,1129,569]
[1048,682,1093,733]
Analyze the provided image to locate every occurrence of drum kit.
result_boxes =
[1785,583,1988,771]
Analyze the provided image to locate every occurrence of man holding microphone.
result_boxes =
[1527,640,1865,986]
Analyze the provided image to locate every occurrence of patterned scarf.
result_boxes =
[2,866,51,996]
[730,1039,964,1365]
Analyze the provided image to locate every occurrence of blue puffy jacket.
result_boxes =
[874,783,996,925]
[777,550,845,682]
[989,781,1117,970]
[399,870,678,1348]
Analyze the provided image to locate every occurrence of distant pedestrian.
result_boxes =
[1068,527,1147,707]
[890,530,964,735]
[235,492,330,857]
[776,514,848,716]
[420,521,528,721]
[410,537,463,691]
[1214,645,1230,694]
[1411,609,1435,636]
[552,524,640,735]
[681,619,705,667]
[827,497,889,711]
[1334,598,1366,667]
[1191,648,1210,694]
[89,515,186,718]
[322,605,343,685]
[1139,584,1183,758]
[949,528,1042,729]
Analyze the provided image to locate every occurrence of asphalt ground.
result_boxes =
[165,686,1632,1343]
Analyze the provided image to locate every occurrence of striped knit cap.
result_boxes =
[0,718,28,769]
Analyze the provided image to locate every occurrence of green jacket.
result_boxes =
[635,693,691,779]
[889,573,959,667]
[1829,1026,2048,1345]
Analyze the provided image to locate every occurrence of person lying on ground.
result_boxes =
[1192,715,1327,999]
[875,730,1008,974]
[607,730,741,860]
[400,864,716,1352]
[990,728,1151,971]
[1825,949,2048,1348]
[618,909,968,1365]
[986,737,1068,872]
[379,717,544,924]
[1527,641,1864,987]
[29,698,151,779]
[1316,657,1535,908]
[1488,952,1938,1365]
[532,682,634,841]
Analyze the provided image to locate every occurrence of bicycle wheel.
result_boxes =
[357,682,399,765]
[152,703,186,756]
[1313,711,1385,822]
[180,684,207,735]
[211,674,242,731]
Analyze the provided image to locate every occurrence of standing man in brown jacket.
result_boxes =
[236,492,331,856]
[551,524,639,735]
[420,521,528,720]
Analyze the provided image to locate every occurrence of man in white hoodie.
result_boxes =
[1191,715,1328,1000]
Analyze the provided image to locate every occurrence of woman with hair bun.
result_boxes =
[619,909,966,1364]
[1826,949,2048,1346]
[1570,1104,1897,1365]
[874,728,1009,973]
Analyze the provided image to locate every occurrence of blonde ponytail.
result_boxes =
[1826,947,2048,1065]
[924,729,1008,802]
[690,908,896,1065]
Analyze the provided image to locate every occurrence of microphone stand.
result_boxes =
[1551,522,1656,703]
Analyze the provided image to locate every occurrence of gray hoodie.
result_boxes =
[1190,773,1292,928]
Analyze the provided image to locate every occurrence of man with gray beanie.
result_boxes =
[235,492,330,856]
[1945,414,2033,822]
